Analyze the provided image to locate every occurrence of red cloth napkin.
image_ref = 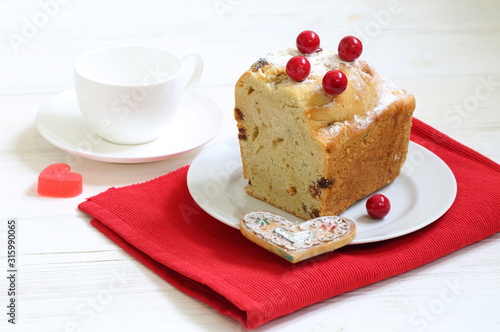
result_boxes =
[78,118,500,329]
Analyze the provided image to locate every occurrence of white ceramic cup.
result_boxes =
[73,46,203,145]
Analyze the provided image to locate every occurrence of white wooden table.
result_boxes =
[1,1,499,331]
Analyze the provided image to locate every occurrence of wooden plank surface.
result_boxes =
[0,0,499,331]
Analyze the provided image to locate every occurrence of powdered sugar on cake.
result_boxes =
[264,47,353,80]
[261,47,405,133]
[327,80,404,135]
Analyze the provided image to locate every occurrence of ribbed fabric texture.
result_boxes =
[78,118,500,329]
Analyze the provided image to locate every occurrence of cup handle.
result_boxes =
[180,51,204,95]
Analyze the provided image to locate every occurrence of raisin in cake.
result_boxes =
[234,48,415,220]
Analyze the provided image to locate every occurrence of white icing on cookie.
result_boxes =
[241,211,355,252]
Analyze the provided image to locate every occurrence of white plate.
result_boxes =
[187,137,457,244]
[36,89,224,163]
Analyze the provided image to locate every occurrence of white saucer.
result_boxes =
[187,137,457,244]
[36,89,224,163]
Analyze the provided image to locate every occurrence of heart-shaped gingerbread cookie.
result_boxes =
[240,211,356,263]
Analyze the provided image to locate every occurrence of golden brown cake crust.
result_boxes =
[234,48,415,220]
[319,95,415,217]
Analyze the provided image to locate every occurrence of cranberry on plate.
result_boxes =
[366,194,391,219]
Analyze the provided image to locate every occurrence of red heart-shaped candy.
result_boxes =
[37,163,82,198]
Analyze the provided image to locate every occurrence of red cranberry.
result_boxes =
[366,194,391,219]
[322,70,348,95]
[296,30,321,54]
[338,36,363,62]
[286,56,311,81]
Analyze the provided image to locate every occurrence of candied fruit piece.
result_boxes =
[252,58,268,71]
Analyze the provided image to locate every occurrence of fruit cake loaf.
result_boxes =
[234,39,415,220]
